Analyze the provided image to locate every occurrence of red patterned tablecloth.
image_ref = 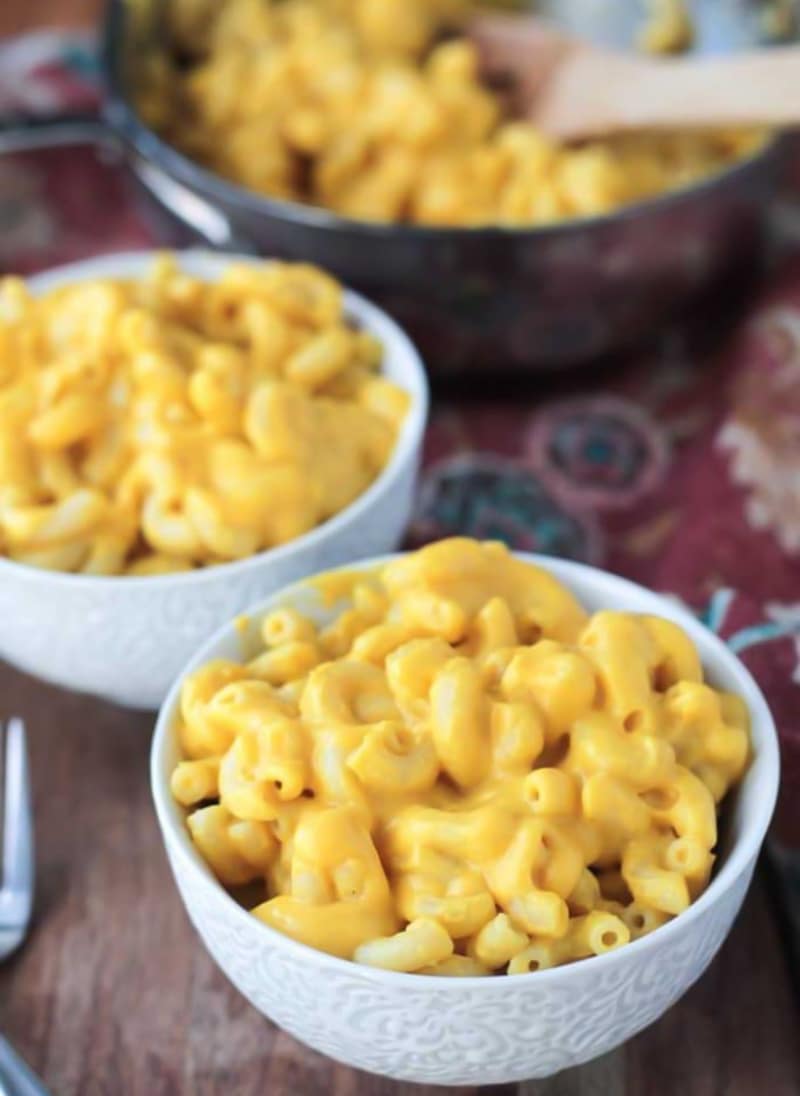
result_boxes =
[1,32,799,850]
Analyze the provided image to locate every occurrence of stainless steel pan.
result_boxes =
[0,0,790,373]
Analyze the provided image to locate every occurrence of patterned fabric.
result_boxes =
[1,32,799,851]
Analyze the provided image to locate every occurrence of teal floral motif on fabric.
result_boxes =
[411,456,602,563]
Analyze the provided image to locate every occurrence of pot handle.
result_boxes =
[0,111,258,255]
[0,112,116,155]
[133,157,260,254]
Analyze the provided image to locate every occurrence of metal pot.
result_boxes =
[0,0,788,372]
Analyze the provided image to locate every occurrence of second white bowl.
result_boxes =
[0,251,428,708]
[151,553,780,1086]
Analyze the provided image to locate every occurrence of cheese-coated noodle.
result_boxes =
[141,0,765,227]
[0,257,408,574]
[172,538,751,974]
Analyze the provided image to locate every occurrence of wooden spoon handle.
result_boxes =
[535,46,800,140]
[470,12,577,109]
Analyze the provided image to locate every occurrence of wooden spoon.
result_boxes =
[471,12,800,141]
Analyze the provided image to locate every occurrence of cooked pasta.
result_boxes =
[0,256,408,575]
[172,538,751,974]
[137,0,763,227]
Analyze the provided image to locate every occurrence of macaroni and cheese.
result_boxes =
[639,0,694,54]
[171,538,750,975]
[138,0,763,227]
[0,257,407,575]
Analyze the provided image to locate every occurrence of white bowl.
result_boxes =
[150,553,780,1086]
[0,251,428,709]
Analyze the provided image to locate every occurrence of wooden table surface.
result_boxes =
[0,661,798,1096]
[0,0,102,38]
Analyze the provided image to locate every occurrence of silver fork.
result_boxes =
[0,719,50,1096]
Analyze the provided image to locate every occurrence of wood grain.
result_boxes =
[0,660,797,1096]
[0,0,102,38]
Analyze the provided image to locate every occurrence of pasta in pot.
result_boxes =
[171,538,751,975]
[0,256,408,575]
[137,0,764,227]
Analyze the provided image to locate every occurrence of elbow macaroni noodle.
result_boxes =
[0,257,407,575]
[138,0,764,228]
[639,0,694,54]
[171,538,751,975]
